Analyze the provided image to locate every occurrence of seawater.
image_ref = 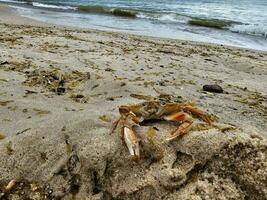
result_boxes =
[1,0,267,51]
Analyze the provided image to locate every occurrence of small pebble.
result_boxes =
[120,82,126,87]
[75,94,84,98]
[56,87,66,95]
[105,68,113,72]
[0,61,9,65]
[86,72,91,79]
[158,81,165,86]
[106,97,114,101]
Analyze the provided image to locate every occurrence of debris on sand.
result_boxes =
[0,100,13,106]
[5,180,16,192]
[237,92,267,115]
[33,108,51,116]
[0,61,9,65]
[0,61,34,73]
[16,128,31,135]
[70,93,89,103]
[0,180,45,199]
[0,133,5,140]
[23,69,89,95]
[130,93,155,101]
[99,115,111,122]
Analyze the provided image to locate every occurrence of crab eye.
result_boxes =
[119,106,130,114]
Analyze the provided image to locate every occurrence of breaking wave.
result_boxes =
[76,5,136,18]
[230,24,267,38]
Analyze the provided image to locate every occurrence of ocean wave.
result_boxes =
[137,12,190,23]
[32,2,75,10]
[0,0,27,4]
[230,24,267,38]
[76,5,136,18]
[188,18,237,29]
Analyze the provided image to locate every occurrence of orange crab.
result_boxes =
[111,100,212,160]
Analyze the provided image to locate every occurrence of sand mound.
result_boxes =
[0,119,266,199]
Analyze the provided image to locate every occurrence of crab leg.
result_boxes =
[123,126,140,161]
[183,105,212,124]
[110,118,121,134]
[164,112,193,141]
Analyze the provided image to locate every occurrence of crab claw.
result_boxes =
[123,127,140,161]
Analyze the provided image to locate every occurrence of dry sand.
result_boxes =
[0,4,266,200]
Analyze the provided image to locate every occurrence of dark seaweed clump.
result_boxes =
[77,5,136,18]
[188,18,235,29]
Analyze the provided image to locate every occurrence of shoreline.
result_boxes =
[1,3,267,52]
[0,3,267,199]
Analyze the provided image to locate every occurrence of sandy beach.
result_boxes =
[0,4,267,199]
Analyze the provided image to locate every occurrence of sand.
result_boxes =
[0,4,266,200]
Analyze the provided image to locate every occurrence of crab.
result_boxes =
[111,100,212,161]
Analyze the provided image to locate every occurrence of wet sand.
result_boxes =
[0,4,267,200]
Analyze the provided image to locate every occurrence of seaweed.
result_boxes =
[6,141,14,155]
[99,115,112,123]
[130,93,155,101]
[0,179,45,199]
[237,92,267,116]
[0,100,14,106]
[23,69,89,95]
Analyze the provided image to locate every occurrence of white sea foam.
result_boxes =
[137,12,189,24]
[32,2,75,10]
[230,24,267,38]
[0,0,25,3]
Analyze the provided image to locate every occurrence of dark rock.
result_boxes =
[25,90,38,94]
[75,94,84,99]
[56,87,66,95]
[105,68,113,72]
[158,81,165,86]
[0,61,9,65]
[59,79,65,86]
[106,97,114,101]
[120,82,126,87]
[22,108,28,113]
[203,84,223,93]
[86,72,91,79]
[204,58,213,62]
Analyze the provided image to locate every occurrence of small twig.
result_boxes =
[16,128,31,135]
